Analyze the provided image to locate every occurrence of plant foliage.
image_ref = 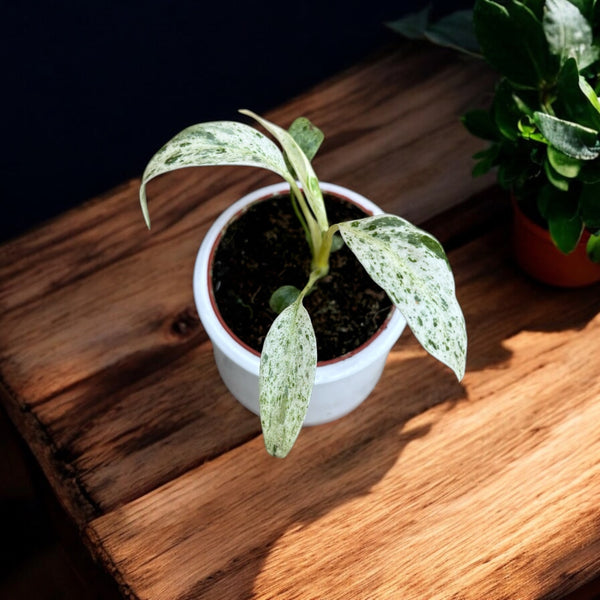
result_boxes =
[140,112,467,457]
[463,0,600,261]
[391,0,600,261]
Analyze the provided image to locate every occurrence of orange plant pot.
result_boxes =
[512,202,600,287]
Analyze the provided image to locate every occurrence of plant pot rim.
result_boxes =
[193,181,406,383]
[511,197,600,287]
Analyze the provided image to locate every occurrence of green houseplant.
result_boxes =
[140,110,467,457]
[391,0,600,284]
[462,0,600,271]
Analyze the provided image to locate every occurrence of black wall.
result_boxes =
[3,2,469,242]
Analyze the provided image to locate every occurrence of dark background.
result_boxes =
[2,2,470,242]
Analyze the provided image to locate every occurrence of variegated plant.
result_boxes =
[140,111,467,458]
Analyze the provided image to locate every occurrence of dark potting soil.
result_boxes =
[211,193,392,362]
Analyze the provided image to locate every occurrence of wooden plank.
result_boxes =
[0,42,495,315]
[0,41,497,522]
[87,228,600,600]
[4,39,597,600]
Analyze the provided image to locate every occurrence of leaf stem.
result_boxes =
[312,223,340,273]
[288,179,321,258]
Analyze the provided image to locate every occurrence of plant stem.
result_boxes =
[312,223,339,273]
[289,192,312,250]
[288,179,321,259]
[299,269,323,301]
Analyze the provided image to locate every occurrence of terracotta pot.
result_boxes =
[193,182,407,426]
[512,201,600,287]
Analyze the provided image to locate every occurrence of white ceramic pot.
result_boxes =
[193,182,406,425]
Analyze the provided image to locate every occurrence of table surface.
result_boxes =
[2,40,600,600]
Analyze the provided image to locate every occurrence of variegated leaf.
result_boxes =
[534,112,600,160]
[543,0,599,69]
[259,300,317,458]
[139,121,291,228]
[240,109,329,232]
[339,215,467,380]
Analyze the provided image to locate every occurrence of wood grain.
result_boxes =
[1,38,599,600]
[88,228,600,600]
[0,40,496,515]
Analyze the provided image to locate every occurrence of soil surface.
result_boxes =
[211,193,392,361]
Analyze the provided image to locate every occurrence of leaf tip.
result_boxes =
[139,186,152,230]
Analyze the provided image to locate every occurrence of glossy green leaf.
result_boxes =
[387,7,480,55]
[579,182,600,228]
[462,109,498,141]
[240,109,328,233]
[474,0,554,87]
[578,158,600,182]
[547,145,582,178]
[544,159,570,190]
[139,121,290,228]
[538,184,583,252]
[586,232,600,262]
[493,80,526,141]
[425,10,481,55]
[543,0,599,69]
[287,117,324,162]
[565,0,595,21]
[557,58,600,130]
[338,215,467,380]
[549,214,584,253]
[259,300,317,458]
[534,112,600,159]
[472,144,499,177]
[269,285,301,314]
[579,77,600,114]
[386,6,431,40]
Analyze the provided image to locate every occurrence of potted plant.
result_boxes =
[140,110,467,457]
[389,0,600,286]
[462,0,600,285]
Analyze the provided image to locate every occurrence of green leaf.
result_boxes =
[259,300,317,458]
[534,112,600,159]
[579,157,600,182]
[556,58,600,130]
[493,80,526,141]
[471,144,499,177]
[579,77,600,115]
[240,109,329,233]
[386,5,431,40]
[269,285,301,314]
[544,159,570,190]
[549,214,584,252]
[586,232,600,262]
[526,0,546,19]
[387,7,480,55]
[338,215,467,380]
[425,10,481,56]
[287,117,324,162]
[579,182,600,228]
[565,0,595,21]
[547,145,582,177]
[462,109,498,141]
[543,0,599,69]
[139,121,289,228]
[538,184,583,252]
[474,0,554,87]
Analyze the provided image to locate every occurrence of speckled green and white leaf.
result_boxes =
[534,112,600,160]
[240,109,328,232]
[259,300,317,458]
[543,0,599,69]
[339,215,467,380]
[139,121,290,228]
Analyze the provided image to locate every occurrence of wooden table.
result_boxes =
[2,40,600,600]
